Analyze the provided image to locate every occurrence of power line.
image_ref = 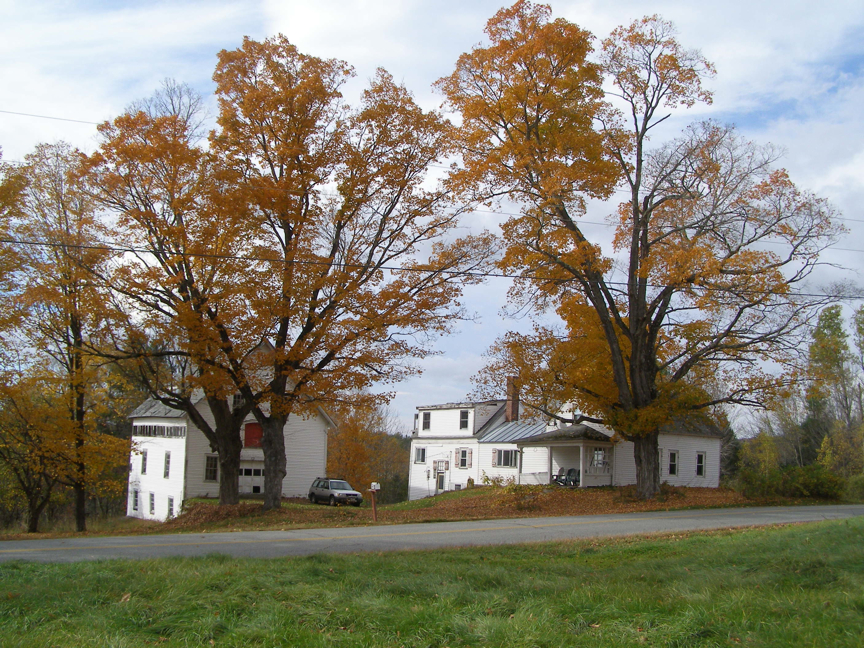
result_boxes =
[4,109,863,230]
[0,109,99,125]
[0,236,855,300]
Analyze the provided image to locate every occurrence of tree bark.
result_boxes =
[261,417,287,511]
[633,431,661,500]
[25,483,52,533]
[217,444,241,505]
[183,396,251,506]
[73,479,86,532]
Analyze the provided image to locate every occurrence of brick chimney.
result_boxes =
[505,376,519,422]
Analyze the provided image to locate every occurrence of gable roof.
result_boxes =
[129,398,187,419]
[661,417,725,438]
[515,423,613,445]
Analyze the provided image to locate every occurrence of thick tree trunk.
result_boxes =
[633,431,661,500]
[218,450,241,506]
[196,397,246,506]
[261,417,287,511]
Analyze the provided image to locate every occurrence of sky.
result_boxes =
[2,0,863,432]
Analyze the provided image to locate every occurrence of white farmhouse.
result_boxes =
[126,397,333,521]
[408,382,722,500]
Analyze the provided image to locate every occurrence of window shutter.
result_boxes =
[467,448,473,468]
[491,449,497,467]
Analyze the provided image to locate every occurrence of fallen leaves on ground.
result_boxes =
[158,485,815,534]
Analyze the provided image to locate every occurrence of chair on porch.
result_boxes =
[552,468,568,487]
[565,468,580,487]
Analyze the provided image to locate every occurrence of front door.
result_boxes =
[436,471,445,493]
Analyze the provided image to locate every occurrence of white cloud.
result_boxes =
[2,0,862,424]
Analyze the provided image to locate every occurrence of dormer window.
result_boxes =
[460,410,469,430]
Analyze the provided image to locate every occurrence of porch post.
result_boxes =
[547,446,553,484]
[579,444,587,488]
[517,448,522,485]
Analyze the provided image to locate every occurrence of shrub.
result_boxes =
[737,468,783,499]
[780,465,844,499]
[845,474,864,501]
[737,464,844,500]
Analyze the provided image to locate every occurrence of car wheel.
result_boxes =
[329,495,336,507]
[309,493,315,504]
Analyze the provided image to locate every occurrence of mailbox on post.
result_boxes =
[369,482,381,521]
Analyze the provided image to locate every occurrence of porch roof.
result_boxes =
[515,423,612,446]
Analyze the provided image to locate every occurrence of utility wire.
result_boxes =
[4,108,863,231]
[0,109,100,125]
[0,236,855,300]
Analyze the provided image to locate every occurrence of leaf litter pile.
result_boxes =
[158,485,812,534]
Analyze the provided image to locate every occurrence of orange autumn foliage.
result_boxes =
[448,4,845,499]
[326,405,409,503]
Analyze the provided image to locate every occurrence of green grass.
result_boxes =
[1,518,863,647]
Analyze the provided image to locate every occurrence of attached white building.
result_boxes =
[126,397,332,521]
[408,387,723,500]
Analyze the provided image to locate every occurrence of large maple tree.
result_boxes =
[441,2,845,498]
[212,36,493,509]
[88,40,492,509]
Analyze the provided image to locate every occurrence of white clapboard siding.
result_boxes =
[127,435,187,522]
[520,446,549,479]
[418,408,474,438]
[281,412,328,497]
[613,434,721,488]
[408,441,447,500]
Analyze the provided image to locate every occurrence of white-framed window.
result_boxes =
[493,449,518,468]
[414,447,426,463]
[167,496,174,518]
[591,448,607,466]
[457,447,472,468]
[422,412,431,430]
[696,452,706,477]
[163,451,171,479]
[204,455,219,482]
[149,492,155,515]
[141,449,147,475]
[459,410,469,430]
[132,490,139,511]
[668,450,678,476]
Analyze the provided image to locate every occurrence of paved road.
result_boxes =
[1,504,862,563]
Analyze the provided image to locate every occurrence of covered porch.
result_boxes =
[516,425,614,488]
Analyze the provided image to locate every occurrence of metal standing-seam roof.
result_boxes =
[478,420,547,443]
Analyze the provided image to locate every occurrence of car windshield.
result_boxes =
[329,480,352,490]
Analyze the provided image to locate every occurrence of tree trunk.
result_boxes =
[218,452,241,505]
[633,431,661,500]
[26,488,52,533]
[74,479,86,532]
[196,397,246,506]
[261,417,287,511]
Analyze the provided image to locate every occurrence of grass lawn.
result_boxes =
[1,518,863,647]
